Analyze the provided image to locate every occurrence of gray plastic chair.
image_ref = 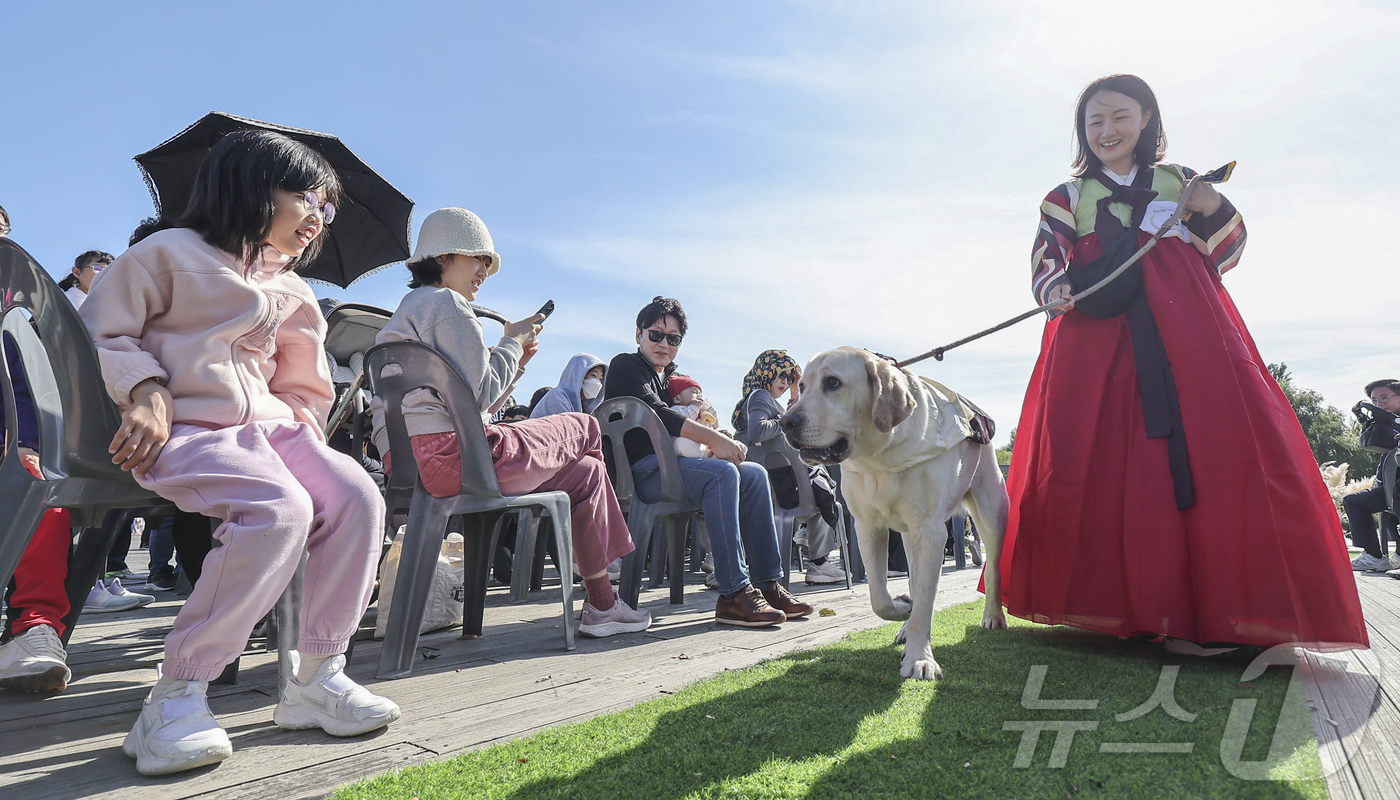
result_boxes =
[743,435,852,589]
[366,340,575,680]
[593,397,703,606]
[0,238,308,692]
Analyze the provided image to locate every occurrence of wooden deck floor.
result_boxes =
[2,543,1397,800]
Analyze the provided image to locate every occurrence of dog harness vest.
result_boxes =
[847,377,994,475]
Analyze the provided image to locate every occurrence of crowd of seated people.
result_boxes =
[0,149,876,778]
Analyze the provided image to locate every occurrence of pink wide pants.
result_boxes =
[139,421,384,681]
[408,412,634,577]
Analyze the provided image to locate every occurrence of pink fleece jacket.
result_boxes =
[79,227,334,435]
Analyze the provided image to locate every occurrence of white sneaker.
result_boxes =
[122,673,232,775]
[107,578,155,608]
[1388,554,1400,572]
[578,597,652,638]
[606,558,622,584]
[1387,567,1400,580]
[1350,553,1391,572]
[804,560,846,585]
[0,624,71,693]
[83,580,147,614]
[273,654,401,736]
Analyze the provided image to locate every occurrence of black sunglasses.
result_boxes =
[646,329,683,347]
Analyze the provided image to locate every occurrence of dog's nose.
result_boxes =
[780,412,802,432]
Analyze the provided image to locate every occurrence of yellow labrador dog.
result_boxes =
[780,347,1008,680]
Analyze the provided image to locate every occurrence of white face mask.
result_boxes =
[581,378,603,400]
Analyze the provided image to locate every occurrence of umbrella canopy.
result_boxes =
[135,112,413,288]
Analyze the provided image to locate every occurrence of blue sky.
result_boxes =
[4,1,1397,447]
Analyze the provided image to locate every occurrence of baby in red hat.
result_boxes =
[667,374,720,458]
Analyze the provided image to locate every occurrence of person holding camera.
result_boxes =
[1346,379,1400,572]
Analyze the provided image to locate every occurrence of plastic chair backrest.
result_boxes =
[365,339,502,498]
[745,435,818,512]
[0,238,133,484]
[323,303,393,366]
[593,397,690,506]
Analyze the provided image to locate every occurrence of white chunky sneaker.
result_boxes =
[1351,552,1391,572]
[273,654,401,736]
[123,674,232,775]
[0,624,71,693]
[578,598,652,638]
[804,560,846,585]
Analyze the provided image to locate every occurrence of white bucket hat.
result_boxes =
[409,207,502,276]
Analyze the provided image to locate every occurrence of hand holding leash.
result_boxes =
[896,163,1233,369]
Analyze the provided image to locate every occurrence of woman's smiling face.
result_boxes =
[1084,90,1150,175]
[266,187,328,258]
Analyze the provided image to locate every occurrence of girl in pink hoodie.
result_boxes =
[80,131,399,776]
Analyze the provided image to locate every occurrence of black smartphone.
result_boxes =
[536,299,555,321]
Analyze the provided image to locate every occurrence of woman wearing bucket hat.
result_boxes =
[370,208,650,638]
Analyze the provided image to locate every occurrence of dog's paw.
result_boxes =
[894,621,907,645]
[900,651,942,681]
[872,593,913,622]
[889,594,912,620]
[982,606,1008,630]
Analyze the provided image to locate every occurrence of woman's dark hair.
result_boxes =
[1071,74,1166,176]
[58,251,114,291]
[1365,379,1400,397]
[130,130,342,269]
[406,255,444,289]
[636,296,687,336]
[73,250,115,269]
[528,385,552,413]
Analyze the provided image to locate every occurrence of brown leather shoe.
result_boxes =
[715,585,787,627]
[757,581,814,619]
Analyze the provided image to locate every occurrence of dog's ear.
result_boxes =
[865,355,916,433]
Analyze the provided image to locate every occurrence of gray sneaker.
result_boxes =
[1351,552,1390,572]
[578,598,652,638]
[1388,554,1400,572]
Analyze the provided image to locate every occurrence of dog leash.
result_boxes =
[895,162,1234,369]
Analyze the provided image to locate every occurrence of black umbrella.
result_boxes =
[134,112,413,288]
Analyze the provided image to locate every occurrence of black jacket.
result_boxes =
[603,350,687,465]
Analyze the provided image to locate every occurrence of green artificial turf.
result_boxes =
[334,601,1328,800]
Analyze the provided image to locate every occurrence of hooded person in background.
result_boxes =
[530,353,606,418]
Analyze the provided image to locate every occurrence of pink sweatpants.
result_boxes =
[139,421,384,681]
[407,412,634,577]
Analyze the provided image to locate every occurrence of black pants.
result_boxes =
[1344,483,1397,558]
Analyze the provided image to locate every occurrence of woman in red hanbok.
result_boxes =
[997,74,1367,650]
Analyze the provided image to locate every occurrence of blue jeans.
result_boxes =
[631,455,782,595]
[147,517,178,573]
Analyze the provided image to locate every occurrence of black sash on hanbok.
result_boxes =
[1069,168,1195,510]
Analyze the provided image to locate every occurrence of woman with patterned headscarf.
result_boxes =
[734,350,845,585]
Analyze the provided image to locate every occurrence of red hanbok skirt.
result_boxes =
[992,232,1367,649]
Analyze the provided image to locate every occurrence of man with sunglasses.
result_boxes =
[604,296,812,626]
[1346,379,1400,574]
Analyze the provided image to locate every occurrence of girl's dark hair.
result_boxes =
[406,255,444,289]
[636,296,688,336]
[130,130,342,269]
[57,274,78,290]
[1071,74,1166,177]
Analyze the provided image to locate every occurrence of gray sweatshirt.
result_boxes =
[370,286,524,455]
[742,388,784,444]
